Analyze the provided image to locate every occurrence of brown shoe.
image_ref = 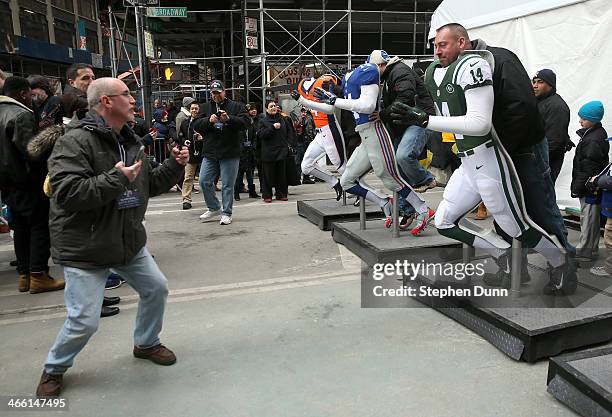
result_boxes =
[414,178,437,193]
[29,271,65,294]
[18,274,30,292]
[133,344,176,365]
[36,371,63,397]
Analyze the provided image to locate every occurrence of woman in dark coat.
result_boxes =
[257,101,293,202]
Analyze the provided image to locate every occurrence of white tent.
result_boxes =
[428,0,612,208]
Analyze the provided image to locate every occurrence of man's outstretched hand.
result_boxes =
[171,146,190,166]
[389,102,429,127]
[312,87,337,105]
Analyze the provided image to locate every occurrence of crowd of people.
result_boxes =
[0,20,609,396]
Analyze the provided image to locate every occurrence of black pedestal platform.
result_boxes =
[410,263,612,362]
[331,219,460,265]
[297,199,384,231]
[548,346,612,416]
[334,219,612,362]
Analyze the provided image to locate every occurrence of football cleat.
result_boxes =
[410,208,435,236]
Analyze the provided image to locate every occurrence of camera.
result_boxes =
[214,111,225,130]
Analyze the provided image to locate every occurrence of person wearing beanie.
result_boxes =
[176,96,196,135]
[571,100,609,261]
[532,69,571,184]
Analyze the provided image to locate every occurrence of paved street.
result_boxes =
[0,177,585,417]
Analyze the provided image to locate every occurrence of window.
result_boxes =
[86,29,98,53]
[20,8,49,42]
[54,19,75,48]
[51,0,73,12]
[0,3,13,35]
[77,0,95,20]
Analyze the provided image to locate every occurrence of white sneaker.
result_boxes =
[199,209,221,222]
[220,215,232,225]
[590,266,611,277]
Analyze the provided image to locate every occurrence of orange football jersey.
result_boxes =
[297,74,339,129]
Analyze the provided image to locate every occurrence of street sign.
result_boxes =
[123,0,159,7]
[144,31,154,59]
[146,7,188,18]
[246,35,258,50]
[245,17,257,32]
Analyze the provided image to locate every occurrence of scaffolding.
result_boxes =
[149,0,436,105]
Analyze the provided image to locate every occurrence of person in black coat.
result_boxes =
[192,80,249,224]
[257,101,294,202]
[532,69,572,184]
[234,104,260,200]
[178,102,204,210]
[0,77,64,294]
[571,100,608,260]
[28,75,62,129]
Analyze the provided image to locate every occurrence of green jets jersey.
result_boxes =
[424,53,494,152]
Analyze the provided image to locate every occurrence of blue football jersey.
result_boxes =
[341,63,380,126]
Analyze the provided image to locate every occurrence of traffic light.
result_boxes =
[163,65,181,81]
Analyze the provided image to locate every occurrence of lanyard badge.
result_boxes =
[116,142,143,210]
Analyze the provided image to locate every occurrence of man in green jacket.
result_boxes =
[36,77,189,397]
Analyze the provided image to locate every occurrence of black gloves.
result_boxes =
[388,102,429,128]
[290,90,301,101]
[565,140,576,152]
[312,87,337,105]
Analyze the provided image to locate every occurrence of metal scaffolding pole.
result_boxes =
[379,11,383,49]
[242,0,249,103]
[108,5,118,78]
[163,5,435,101]
[413,0,418,55]
[202,38,209,103]
[322,0,326,58]
[259,0,267,101]
[263,10,345,83]
[230,9,235,99]
[347,0,352,69]
[221,28,227,90]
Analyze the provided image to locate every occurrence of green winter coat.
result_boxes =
[47,109,183,269]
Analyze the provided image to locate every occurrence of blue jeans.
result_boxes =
[495,140,574,254]
[199,157,240,216]
[44,247,169,375]
[396,125,433,187]
[395,126,432,215]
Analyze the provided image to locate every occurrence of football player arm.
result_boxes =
[426,86,494,136]
[333,84,378,114]
[297,95,335,115]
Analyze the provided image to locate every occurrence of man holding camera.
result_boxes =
[194,80,249,225]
